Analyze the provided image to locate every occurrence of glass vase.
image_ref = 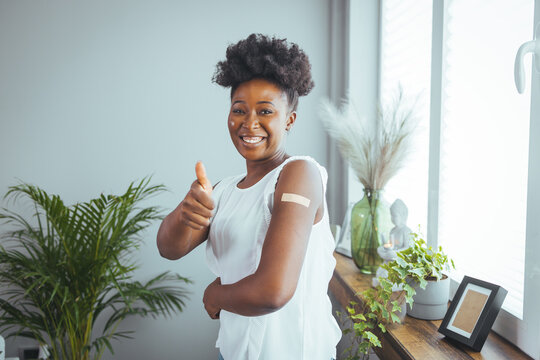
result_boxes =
[350,188,392,274]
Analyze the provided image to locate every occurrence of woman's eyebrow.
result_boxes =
[257,101,275,105]
[232,100,275,106]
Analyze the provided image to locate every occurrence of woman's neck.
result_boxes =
[241,152,290,188]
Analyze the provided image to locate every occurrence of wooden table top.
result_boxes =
[329,252,532,360]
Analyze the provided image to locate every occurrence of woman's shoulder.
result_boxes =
[263,155,328,197]
[282,155,322,167]
[278,156,328,183]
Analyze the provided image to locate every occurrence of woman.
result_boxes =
[157,34,341,360]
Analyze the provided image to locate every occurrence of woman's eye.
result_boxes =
[260,109,273,115]
[232,109,244,114]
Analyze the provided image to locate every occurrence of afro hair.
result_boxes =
[212,34,314,111]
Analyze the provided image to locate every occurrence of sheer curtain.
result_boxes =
[379,0,432,232]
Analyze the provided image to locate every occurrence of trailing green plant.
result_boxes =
[0,178,191,360]
[337,230,454,359]
[336,279,404,360]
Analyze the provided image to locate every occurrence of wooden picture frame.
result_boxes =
[438,275,507,351]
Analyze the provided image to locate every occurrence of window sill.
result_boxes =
[329,252,532,360]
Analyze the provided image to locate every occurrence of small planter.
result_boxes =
[407,275,450,320]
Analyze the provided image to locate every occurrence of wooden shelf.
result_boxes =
[329,252,532,360]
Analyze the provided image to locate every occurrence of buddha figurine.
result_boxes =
[389,199,412,251]
[372,199,412,288]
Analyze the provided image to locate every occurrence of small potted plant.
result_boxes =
[383,231,455,320]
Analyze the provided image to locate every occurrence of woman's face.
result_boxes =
[228,78,296,162]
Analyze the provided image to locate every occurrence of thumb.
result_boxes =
[195,161,212,192]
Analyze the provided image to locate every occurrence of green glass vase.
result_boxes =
[350,188,392,274]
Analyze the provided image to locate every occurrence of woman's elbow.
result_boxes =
[263,283,295,311]
[158,245,181,260]
[156,229,183,260]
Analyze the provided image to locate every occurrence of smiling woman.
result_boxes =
[156,34,341,360]
[227,79,295,169]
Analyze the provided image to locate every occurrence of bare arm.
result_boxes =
[203,160,323,317]
[157,162,214,260]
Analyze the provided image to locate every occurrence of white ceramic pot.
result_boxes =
[406,275,450,320]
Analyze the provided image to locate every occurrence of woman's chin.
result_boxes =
[235,144,266,160]
[238,152,265,161]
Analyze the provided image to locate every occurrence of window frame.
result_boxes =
[344,0,540,357]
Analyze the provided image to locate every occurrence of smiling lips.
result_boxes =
[241,136,265,144]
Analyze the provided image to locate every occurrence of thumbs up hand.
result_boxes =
[178,161,215,231]
[195,161,213,194]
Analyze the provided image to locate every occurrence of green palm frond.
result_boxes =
[0,177,191,360]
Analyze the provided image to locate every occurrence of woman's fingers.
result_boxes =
[178,179,214,230]
[177,162,215,231]
[189,180,215,211]
[204,304,220,319]
[203,277,222,319]
[195,161,213,194]
[181,209,211,229]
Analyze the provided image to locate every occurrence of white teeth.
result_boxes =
[243,136,263,144]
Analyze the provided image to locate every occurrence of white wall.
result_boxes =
[0,1,332,359]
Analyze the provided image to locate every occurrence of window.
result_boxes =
[438,0,533,320]
[347,0,540,357]
[379,0,432,232]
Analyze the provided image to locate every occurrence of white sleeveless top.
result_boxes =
[206,156,341,360]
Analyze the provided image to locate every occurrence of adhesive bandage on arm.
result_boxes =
[281,193,311,208]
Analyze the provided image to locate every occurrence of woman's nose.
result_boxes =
[242,112,260,129]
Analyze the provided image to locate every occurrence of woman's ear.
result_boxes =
[285,111,297,131]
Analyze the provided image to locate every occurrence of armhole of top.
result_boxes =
[210,175,241,220]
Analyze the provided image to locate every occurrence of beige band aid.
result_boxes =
[281,193,311,208]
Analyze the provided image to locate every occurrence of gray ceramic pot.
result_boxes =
[406,275,450,320]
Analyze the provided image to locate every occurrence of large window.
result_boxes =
[438,0,533,320]
[348,0,540,357]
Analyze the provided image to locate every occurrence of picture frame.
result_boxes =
[334,201,355,258]
[438,275,507,352]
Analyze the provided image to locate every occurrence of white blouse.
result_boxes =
[206,156,341,360]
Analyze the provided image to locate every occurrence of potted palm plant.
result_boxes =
[0,178,191,360]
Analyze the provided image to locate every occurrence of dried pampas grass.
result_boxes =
[320,89,420,190]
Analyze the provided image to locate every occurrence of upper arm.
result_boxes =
[255,160,324,306]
